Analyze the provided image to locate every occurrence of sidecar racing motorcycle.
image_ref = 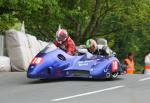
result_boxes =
[27,43,122,80]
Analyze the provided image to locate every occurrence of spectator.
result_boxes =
[144,52,150,74]
[124,52,135,74]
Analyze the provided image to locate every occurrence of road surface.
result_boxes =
[0,72,150,103]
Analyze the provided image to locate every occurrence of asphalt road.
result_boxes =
[0,72,150,103]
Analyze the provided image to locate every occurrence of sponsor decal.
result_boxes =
[104,68,109,73]
[78,60,94,66]
[78,63,88,66]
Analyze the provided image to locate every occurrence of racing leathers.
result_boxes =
[87,45,114,56]
[78,45,114,59]
[54,37,76,55]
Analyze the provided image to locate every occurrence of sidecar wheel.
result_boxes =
[111,72,118,79]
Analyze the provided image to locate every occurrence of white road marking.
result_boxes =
[139,77,150,82]
[51,85,125,102]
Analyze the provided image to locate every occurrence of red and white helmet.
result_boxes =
[56,29,68,44]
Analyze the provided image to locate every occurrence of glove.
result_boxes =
[102,46,109,56]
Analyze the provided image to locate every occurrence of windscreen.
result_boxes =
[41,42,57,53]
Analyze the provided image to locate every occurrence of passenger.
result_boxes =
[85,39,114,56]
[54,29,76,55]
[124,52,135,74]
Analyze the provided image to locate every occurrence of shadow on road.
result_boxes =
[26,77,124,84]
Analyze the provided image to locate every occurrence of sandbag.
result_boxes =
[0,56,11,72]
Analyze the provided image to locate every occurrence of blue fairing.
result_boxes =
[27,43,121,79]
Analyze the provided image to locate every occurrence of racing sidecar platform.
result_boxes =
[27,43,122,80]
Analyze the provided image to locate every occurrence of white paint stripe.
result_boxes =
[139,77,150,81]
[51,85,125,102]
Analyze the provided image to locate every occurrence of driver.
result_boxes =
[54,28,76,55]
[85,39,114,56]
